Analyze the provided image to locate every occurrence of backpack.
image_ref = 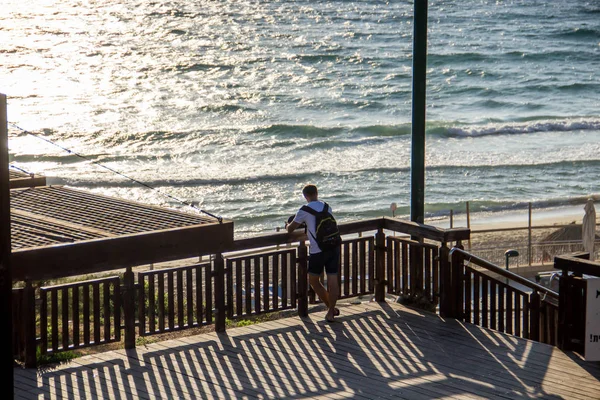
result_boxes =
[300,202,342,251]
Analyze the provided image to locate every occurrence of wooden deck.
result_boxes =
[14,302,600,399]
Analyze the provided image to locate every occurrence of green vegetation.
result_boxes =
[36,347,78,366]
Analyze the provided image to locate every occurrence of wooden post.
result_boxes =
[438,242,451,317]
[0,94,13,390]
[528,202,532,266]
[297,241,308,317]
[123,267,136,349]
[214,253,226,332]
[23,280,37,368]
[450,241,465,319]
[466,202,471,251]
[449,209,453,229]
[529,290,540,342]
[375,228,386,302]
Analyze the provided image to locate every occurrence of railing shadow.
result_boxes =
[17,302,593,399]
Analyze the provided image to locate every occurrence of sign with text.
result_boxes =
[585,277,600,361]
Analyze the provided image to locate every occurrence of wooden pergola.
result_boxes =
[10,185,234,281]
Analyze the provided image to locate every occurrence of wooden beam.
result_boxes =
[9,176,46,189]
[554,254,600,277]
[12,222,234,281]
[383,217,470,242]
[0,93,13,397]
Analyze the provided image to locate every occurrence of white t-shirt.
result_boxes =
[293,200,335,254]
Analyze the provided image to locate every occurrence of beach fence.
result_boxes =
[11,217,470,367]
[447,201,600,267]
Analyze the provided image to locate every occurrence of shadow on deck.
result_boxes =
[15,302,600,399]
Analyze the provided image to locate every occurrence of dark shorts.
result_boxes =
[308,248,340,276]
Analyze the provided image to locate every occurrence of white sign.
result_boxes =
[585,277,600,361]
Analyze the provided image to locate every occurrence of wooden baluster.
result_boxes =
[177,269,184,328]
[272,253,279,311]
[24,281,37,368]
[205,263,213,324]
[83,284,90,346]
[515,292,521,338]
[490,283,497,330]
[51,288,58,351]
[344,241,350,297]
[464,268,472,323]
[386,237,393,294]
[359,239,367,294]
[186,268,193,328]
[113,280,121,342]
[167,271,175,330]
[506,287,513,335]
[245,258,253,314]
[263,255,270,310]
[103,282,111,341]
[138,274,146,335]
[214,252,226,333]
[481,276,488,328]
[375,228,386,302]
[438,242,451,317]
[425,247,432,302]
[62,288,70,350]
[352,240,358,296]
[529,290,540,342]
[254,256,261,314]
[195,266,203,325]
[236,259,243,316]
[498,285,505,333]
[473,272,480,326]
[281,253,288,309]
[298,241,309,317]
[122,267,135,349]
[368,237,375,293]
[226,259,234,318]
[73,285,80,347]
[158,273,165,331]
[400,241,408,295]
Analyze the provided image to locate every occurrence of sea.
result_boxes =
[2,0,600,237]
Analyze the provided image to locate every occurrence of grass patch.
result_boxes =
[36,348,79,366]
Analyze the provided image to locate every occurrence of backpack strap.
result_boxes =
[300,203,329,216]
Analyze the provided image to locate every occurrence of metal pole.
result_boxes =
[410,0,428,224]
[0,93,13,397]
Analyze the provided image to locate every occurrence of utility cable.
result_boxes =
[8,122,223,223]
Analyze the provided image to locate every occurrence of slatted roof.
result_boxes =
[11,186,233,281]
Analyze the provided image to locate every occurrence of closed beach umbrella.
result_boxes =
[582,199,596,261]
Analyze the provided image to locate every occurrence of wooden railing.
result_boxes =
[12,217,470,367]
[449,248,559,345]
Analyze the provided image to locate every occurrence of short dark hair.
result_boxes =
[302,184,318,198]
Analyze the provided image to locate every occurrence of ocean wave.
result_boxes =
[441,118,600,138]
[551,27,600,39]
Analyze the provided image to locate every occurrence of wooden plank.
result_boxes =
[490,283,496,330]
[186,268,193,328]
[167,271,175,330]
[262,255,269,312]
[272,254,279,311]
[254,256,260,314]
[481,275,488,329]
[138,274,146,335]
[401,241,408,294]
[72,285,80,348]
[506,287,513,335]
[177,269,184,328]
[235,259,243,316]
[498,285,505,333]
[368,238,375,292]
[351,241,358,295]
[473,272,480,326]
[158,273,165,332]
[205,262,213,324]
[61,288,69,350]
[103,282,111,342]
[280,254,287,309]
[40,289,48,354]
[148,274,155,333]
[424,247,431,300]
[515,292,521,338]
[344,242,350,296]
[93,282,101,345]
[464,268,471,324]
[12,222,234,281]
[386,238,393,294]
[51,288,58,352]
[113,281,121,342]
[195,266,203,325]
[83,285,90,346]
[433,246,439,304]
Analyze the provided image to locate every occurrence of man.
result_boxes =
[286,184,341,322]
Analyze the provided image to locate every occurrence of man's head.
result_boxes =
[302,184,318,202]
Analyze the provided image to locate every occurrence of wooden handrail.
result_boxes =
[450,247,558,300]
[383,217,470,242]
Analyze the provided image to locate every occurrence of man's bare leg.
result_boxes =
[309,274,329,306]
[325,273,339,321]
